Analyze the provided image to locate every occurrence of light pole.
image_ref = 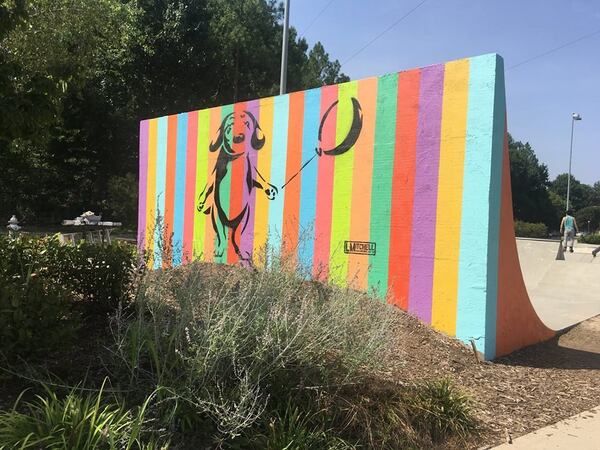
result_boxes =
[566,112,582,211]
[279,0,290,95]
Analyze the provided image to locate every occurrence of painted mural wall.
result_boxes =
[138,53,550,360]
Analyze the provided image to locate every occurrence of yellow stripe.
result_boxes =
[253,97,275,267]
[145,119,158,267]
[431,59,470,335]
[193,109,210,260]
[329,81,359,285]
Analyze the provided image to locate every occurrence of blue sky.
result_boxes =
[290,0,600,185]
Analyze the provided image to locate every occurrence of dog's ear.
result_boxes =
[247,111,265,150]
[209,114,231,152]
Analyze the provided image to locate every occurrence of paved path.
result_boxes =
[517,239,600,330]
[493,405,600,449]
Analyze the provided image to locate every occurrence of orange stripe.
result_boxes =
[347,78,378,290]
[281,92,305,262]
[227,102,247,263]
[163,115,178,268]
[388,69,420,309]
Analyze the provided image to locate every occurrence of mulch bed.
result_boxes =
[387,312,600,448]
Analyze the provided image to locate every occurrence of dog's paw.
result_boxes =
[265,185,278,201]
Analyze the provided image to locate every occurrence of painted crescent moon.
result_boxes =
[317,97,363,156]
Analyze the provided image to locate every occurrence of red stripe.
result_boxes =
[227,102,247,263]
[388,69,421,309]
[312,85,338,280]
[163,115,178,268]
[183,111,198,263]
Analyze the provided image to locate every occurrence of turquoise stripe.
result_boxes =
[298,89,321,271]
[456,54,501,353]
[172,113,188,267]
[367,73,398,296]
[154,116,168,268]
[267,95,290,255]
[484,55,506,359]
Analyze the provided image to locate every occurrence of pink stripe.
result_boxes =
[183,111,198,262]
[240,100,260,260]
[137,120,149,251]
[408,64,445,322]
[312,85,338,280]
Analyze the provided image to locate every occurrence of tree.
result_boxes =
[549,173,595,212]
[508,134,557,227]
[0,0,348,225]
[575,206,600,234]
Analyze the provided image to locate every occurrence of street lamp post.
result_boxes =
[279,0,290,95]
[566,112,582,211]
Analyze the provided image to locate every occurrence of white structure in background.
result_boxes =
[61,211,122,244]
[7,215,21,238]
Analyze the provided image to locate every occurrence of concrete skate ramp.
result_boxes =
[517,238,600,330]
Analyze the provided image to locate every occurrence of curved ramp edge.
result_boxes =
[495,130,554,358]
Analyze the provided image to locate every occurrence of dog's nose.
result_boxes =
[233,133,245,144]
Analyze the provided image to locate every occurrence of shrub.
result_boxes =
[0,235,137,310]
[407,378,476,443]
[0,271,74,356]
[0,235,137,356]
[575,206,600,234]
[110,262,409,446]
[0,381,165,449]
[514,220,548,238]
[107,260,478,448]
[579,233,600,245]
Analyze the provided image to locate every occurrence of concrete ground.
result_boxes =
[493,405,600,449]
[517,238,600,330]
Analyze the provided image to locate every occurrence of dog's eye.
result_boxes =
[244,121,250,129]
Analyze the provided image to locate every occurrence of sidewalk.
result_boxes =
[493,405,600,449]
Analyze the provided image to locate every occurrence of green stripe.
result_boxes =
[329,81,359,285]
[193,109,210,259]
[368,74,398,296]
[215,105,233,264]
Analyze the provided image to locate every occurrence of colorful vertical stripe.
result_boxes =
[431,60,469,334]
[139,53,512,359]
[407,65,444,322]
[183,111,198,263]
[138,120,149,251]
[172,113,188,266]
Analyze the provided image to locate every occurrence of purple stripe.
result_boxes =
[240,100,261,260]
[138,120,149,251]
[407,64,445,323]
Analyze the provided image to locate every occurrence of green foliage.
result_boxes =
[407,379,476,443]
[105,173,139,228]
[579,233,600,245]
[0,381,165,449]
[0,235,137,356]
[575,206,600,234]
[0,235,137,309]
[257,405,350,450]
[0,0,347,224]
[508,134,557,227]
[0,265,74,356]
[107,260,476,447]
[514,220,548,238]
[550,173,596,212]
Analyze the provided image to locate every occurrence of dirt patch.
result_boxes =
[387,311,600,448]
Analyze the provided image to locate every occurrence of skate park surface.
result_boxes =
[517,238,600,331]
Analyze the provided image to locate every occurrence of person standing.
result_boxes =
[560,209,579,253]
